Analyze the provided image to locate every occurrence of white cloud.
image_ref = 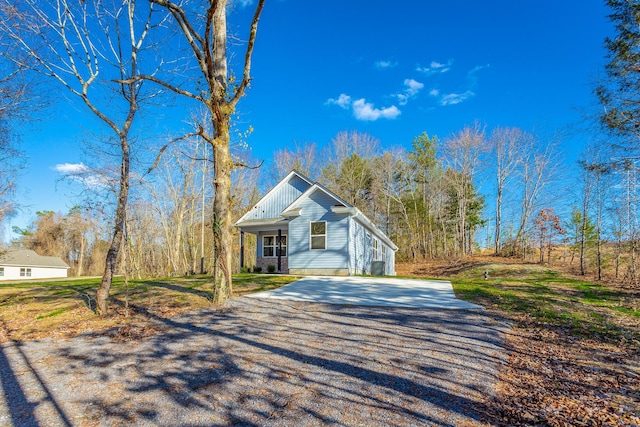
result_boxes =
[417,59,453,74]
[440,90,475,106]
[54,162,109,188]
[375,60,398,69]
[404,79,424,96]
[467,64,490,86]
[395,78,425,105]
[326,93,352,109]
[469,64,490,75]
[429,89,440,97]
[234,0,254,8]
[55,163,88,174]
[328,93,401,121]
[352,98,401,121]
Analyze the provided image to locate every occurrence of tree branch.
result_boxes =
[145,131,200,175]
[229,0,265,108]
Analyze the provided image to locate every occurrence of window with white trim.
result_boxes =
[263,236,275,257]
[382,244,387,261]
[0,267,3,276]
[310,221,326,250]
[263,235,287,257]
[372,238,379,260]
[20,268,31,277]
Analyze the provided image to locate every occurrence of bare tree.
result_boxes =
[490,127,530,255]
[0,1,42,233]
[137,0,266,303]
[442,123,488,256]
[3,0,161,313]
[272,141,318,182]
[511,134,560,258]
[534,207,565,265]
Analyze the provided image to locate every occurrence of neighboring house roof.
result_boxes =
[235,170,398,251]
[0,249,70,269]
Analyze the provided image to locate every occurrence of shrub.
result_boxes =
[253,266,262,273]
[267,264,276,273]
[240,266,250,273]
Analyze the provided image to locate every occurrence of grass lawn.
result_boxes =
[0,274,299,343]
[451,263,640,345]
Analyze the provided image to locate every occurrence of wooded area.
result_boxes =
[6,124,640,289]
[1,0,640,308]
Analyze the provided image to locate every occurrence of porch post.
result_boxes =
[240,230,245,269]
[277,229,282,272]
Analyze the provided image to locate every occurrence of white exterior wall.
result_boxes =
[0,266,68,281]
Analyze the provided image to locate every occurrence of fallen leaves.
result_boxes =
[484,321,640,426]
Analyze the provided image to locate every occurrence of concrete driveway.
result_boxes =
[246,276,482,309]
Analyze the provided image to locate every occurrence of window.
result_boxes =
[310,221,326,250]
[382,244,387,261]
[20,268,31,277]
[263,236,274,257]
[277,236,287,257]
[0,267,3,277]
[372,238,379,260]
[263,235,287,257]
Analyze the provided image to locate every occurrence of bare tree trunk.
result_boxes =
[77,235,85,277]
[145,0,265,303]
[212,121,233,303]
[97,137,130,314]
[5,0,151,314]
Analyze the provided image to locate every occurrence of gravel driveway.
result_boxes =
[0,297,506,426]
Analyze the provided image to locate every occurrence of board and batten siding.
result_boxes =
[384,241,396,275]
[242,175,310,220]
[288,190,350,275]
[349,217,396,276]
[349,217,372,275]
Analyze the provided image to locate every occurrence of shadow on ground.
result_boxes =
[0,298,507,426]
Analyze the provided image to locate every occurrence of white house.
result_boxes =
[0,249,70,280]
[235,170,398,276]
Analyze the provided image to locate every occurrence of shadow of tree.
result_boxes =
[5,298,507,426]
[144,280,213,301]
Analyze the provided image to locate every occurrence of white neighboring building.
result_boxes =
[0,249,70,280]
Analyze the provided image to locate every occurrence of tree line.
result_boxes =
[2,0,640,320]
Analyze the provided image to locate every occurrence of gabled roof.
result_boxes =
[281,181,353,214]
[281,179,398,251]
[234,170,313,226]
[0,249,70,269]
[235,170,398,251]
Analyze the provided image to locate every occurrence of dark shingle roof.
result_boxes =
[0,249,70,269]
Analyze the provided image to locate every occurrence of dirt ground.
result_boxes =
[397,256,640,426]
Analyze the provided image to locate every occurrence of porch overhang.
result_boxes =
[234,217,290,234]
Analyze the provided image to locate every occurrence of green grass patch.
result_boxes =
[613,306,640,318]
[36,308,66,319]
[450,268,639,345]
[0,273,300,342]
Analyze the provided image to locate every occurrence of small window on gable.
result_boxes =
[310,221,326,250]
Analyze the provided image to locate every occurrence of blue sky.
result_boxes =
[7,0,612,240]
